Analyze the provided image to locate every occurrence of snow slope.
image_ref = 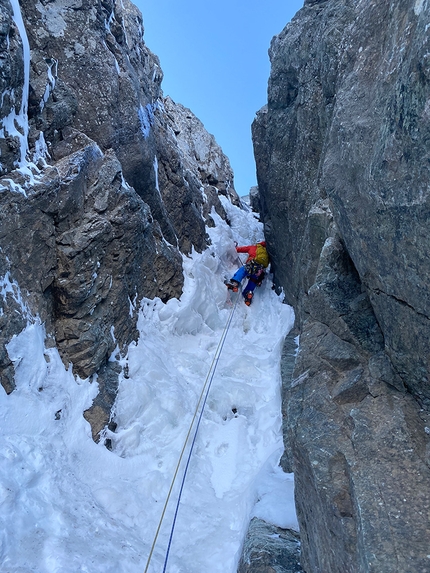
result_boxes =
[0,198,296,573]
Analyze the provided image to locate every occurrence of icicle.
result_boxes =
[8,0,31,173]
[138,103,155,138]
[32,132,50,166]
[39,58,58,112]
[138,100,164,139]
[153,155,160,194]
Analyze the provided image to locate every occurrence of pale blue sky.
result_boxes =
[134,0,304,196]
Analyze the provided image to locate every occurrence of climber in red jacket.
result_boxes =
[225,241,269,306]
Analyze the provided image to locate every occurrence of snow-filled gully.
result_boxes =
[0,198,297,573]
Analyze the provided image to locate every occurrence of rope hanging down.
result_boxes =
[144,291,240,573]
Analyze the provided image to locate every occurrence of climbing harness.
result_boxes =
[143,289,241,573]
[245,260,264,275]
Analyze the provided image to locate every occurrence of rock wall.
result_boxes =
[238,518,302,573]
[252,0,430,571]
[0,0,238,438]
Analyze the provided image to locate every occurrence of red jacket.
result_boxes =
[236,241,266,263]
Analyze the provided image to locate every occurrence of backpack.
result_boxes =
[254,243,269,268]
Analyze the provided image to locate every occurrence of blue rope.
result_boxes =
[161,293,240,573]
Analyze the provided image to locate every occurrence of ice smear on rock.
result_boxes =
[9,0,31,172]
[1,2,52,193]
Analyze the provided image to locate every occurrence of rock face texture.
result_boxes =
[252,0,430,571]
[0,0,238,438]
[238,518,302,573]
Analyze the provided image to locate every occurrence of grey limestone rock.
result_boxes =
[249,186,261,214]
[159,96,240,234]
[17,0,239,256]
[162,96,238,205]
[251,0,430,571]
[0,130,182,384]
[19,0,198,252]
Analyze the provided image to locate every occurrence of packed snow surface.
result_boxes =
[0,198,296,572]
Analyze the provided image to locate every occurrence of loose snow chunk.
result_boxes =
[6,322,48,393]
[251,452,299,531]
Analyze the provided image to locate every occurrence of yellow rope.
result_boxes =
[143,297,238,573]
